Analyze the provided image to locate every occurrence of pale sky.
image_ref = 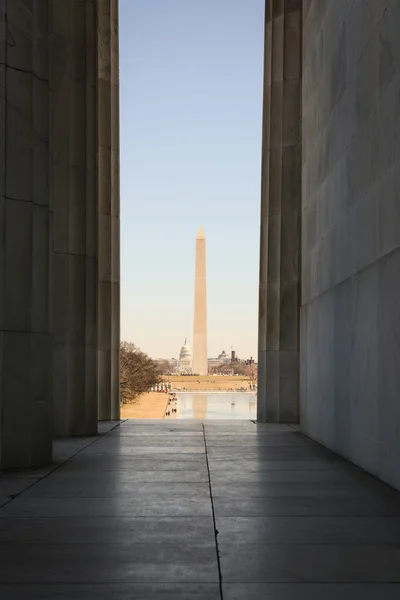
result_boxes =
[120,0,265,360]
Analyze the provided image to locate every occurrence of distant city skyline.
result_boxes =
[155,339,251,362]
[119,0,264,358]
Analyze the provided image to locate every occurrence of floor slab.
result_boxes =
[0,517,215,545]
[0,583,220,600]
[43,470,209,483]
[222,583,400,600]
[207,468,361,483]
[209,459,346,472]
[0,543,219,583]
[210,481,399,498]
[56,456,207,472]
[21,481,210,498]
[219,543,400,582]
[0,479,39,507]
[1,495,213,518]
[213,495,400,516]
[216,516,400,544]
[204,434,315,446]
[207,446,342,460]
[1,419,400,596]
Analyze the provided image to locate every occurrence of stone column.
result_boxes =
[97,0,120,421]
[257,0,302,423]
[0,0,53,468]
[50,0,98,436]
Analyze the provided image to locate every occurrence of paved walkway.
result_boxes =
[1,420,400,598]
[121,392,170,419]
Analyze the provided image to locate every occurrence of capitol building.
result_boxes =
[172,342,234,374]
[178,339,193,373]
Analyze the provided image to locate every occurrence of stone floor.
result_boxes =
[1,420,400,599]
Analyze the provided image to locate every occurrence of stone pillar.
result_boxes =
[0,0,53,468]
[50,0,98,436]
[257,0,302,423]
[97,0,120,420]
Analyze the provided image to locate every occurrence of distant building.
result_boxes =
[169,358,179,372]
[208,350,232,370]
[178,339,192,373]
[218,350,230,363]
[208,357,220,370]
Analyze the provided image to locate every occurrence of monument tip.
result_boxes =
[197,226,205,239]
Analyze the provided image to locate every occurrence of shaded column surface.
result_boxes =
[51,0,98,436]
[258,0,302,423]
[97,0,121,420]
[192,227,208,375]
[301,0,400,491]
[0,0,53,469]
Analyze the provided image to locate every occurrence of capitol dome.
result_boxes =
[179,339,192,361]
[179,339,192,373]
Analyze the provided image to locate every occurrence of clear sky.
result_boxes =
[120,0,265,360]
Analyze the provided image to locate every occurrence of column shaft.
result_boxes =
[97,0,120,420]
[258,0,302,423]
[51,0,98,436]
[0,0,52,468]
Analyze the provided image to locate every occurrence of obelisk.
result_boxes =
[192,227,208,375]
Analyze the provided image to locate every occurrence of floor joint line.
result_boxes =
[202,423,224,600]
[0,421,123,509]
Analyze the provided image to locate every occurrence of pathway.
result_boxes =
[0,420,400,598]
[121,392,169,419]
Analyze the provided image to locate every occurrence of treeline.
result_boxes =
[120,341,162,403]
[209,362,257,380]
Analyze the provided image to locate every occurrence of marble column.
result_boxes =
[97,0,120,421]
[51,0,98,436]
[257,0,302,423]
[0,0,53,468]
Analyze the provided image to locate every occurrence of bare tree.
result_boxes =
[210,364,232,375]
[156,359,171,376]
[246,363,257,383]
[120,341,162,403]
[210,362,257,378]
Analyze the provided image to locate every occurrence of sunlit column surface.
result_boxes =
[97,0,121,420]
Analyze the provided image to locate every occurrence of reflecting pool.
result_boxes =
[165,393,257,420]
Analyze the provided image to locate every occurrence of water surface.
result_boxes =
[167,393,256,420]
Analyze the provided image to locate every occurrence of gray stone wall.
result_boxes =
[301,0,400,489]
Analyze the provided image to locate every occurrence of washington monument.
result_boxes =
[192,227,208,375]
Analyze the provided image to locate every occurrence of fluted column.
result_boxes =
[258,0,302,423]
[97,0,120,420]
[50,0,98,436]
[0,0,53,468]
